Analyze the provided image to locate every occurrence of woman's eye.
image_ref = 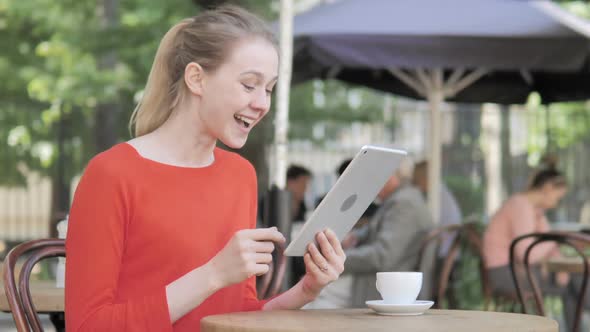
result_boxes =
[242,83,255,91]
[265,89,273,96]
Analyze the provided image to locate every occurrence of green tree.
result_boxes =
[288,80,393,144]
[0,0,276,234]
[527,1,590,159]
[526,94,590,164]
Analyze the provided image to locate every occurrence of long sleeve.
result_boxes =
[344,200,419,274]
[65,156,173,332]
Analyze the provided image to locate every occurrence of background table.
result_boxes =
[0,280,64,313]
[546,257,587,274]
[0,280,65,331]
[201,309,558,332]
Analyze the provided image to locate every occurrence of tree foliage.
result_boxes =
[526,95,590,163]
[288,80,393,143]
[0,0,392,188]
[524,1,590,161]
[0,0,203,186]
[6,0,584,190]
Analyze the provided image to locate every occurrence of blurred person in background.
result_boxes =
[285,164,312,287]
[342,158,435,307]
[483,165,590,331]
[286,165,312,222]
[412,160,463,255]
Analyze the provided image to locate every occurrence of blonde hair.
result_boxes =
[129,5,277,137]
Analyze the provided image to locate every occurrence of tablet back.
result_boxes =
[284,145,407,256]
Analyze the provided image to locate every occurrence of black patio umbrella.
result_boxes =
[290,0,590,219]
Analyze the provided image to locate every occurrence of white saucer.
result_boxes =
[365,300,435,316]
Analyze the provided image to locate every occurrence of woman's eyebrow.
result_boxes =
[239,70,278,83]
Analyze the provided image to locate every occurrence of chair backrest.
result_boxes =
[257,241,287,300]
[418,222,491,308]
[417,224,460,302]
[509,231,590,332]
[3,238,65,332]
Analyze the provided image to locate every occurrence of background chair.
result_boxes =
[418,222,492,309]
[3,238,65,332]
[509,231,590,332]
[257,241,287,300]
[418,223,461,306]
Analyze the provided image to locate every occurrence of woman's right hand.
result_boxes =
[209,227,286,288]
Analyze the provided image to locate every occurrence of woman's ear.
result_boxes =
[184,62,205,95]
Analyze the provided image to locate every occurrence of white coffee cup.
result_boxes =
[376,272,422,304]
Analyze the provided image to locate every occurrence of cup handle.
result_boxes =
[375,279,381,293]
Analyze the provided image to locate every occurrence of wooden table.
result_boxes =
[0,280,64,313]
[201,309,558,332]
[545,257,588,274]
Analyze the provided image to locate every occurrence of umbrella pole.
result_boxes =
[390,68,488,224]
[268,0,294,292]
[389,68,442,223]
[427,69,444,225]
[273,0,294,190]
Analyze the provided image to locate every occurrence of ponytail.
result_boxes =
[129,19,192,137]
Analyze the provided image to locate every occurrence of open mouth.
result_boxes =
[234,114,253,129]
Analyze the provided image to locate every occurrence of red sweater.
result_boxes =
[65,143,266,331]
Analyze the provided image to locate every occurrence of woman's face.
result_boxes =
[540,183,567,209]
[196,37,278,149]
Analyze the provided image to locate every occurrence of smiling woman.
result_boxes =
[65,5,346,332]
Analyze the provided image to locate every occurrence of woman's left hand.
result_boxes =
[301,229,346,299]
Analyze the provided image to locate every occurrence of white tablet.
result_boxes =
[284,145,407,256]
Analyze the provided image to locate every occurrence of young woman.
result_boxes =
[483,167,588,330]
[65,6,345,331]
[483,167,567,277]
